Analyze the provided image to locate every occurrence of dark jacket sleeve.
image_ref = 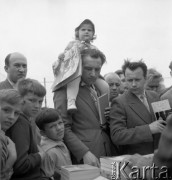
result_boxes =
[7,118,41,175]
[153,114,172,177]
[53,87,89,161]
[110,98,153,145]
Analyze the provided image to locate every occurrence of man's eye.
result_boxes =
[29,99,35,103]
[15,64,20,68]
[85,67,92,71]
[15,111,20,117]
[3,108,10,113]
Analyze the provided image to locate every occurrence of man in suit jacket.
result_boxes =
[54,49,116,167]
[104,72,121,103]
[0,52,27,90]
[110,60,166,155]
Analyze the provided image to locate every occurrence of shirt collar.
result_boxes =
[136,91,146,100]
[80,81,95,89]
[7,78,17,89]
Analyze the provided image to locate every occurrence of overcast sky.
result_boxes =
[0,0,172,107]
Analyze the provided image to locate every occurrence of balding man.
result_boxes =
[104,72,121,103]
[0,52,27,90]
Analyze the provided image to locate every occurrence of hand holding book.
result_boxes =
[149,119,166,134]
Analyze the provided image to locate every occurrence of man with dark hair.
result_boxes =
[54,48,117,167]
[110,60,166,155]
[0,52,27,90]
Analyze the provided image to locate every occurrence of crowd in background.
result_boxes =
[1,19,172,180]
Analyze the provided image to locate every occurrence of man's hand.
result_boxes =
[83,151,100,167]
[149,119,166,134]
[104,107,110,122]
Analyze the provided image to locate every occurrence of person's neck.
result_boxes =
[7,77,16,85]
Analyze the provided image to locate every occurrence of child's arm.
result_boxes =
[1,137,17,180]
[41,149,58,178]
[4,137,17,171]
[52,41,77,77]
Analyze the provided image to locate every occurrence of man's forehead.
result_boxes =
[10,52,27,62]
[83,55,102,65]
[106,74,120,82]
[125,67,144,75]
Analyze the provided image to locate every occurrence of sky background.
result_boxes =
[0,0,172,107]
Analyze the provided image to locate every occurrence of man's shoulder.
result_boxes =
[160,86,172,98]
[0,79,12,90]
[111,92,128,105]
[146,90,160,98]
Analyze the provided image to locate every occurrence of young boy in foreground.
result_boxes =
[0,89,21,180]
[6,78,47,180]
[36,108,72,179]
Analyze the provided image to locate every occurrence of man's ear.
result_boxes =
[4,65,8,73]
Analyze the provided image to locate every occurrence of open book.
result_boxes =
[151,99,172,120]
[97,93,109,125]
[51,43,82,91]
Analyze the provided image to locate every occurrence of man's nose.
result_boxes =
[18,66,25,72]
[132,80,136,86]
[90,70,96,76]
[9,112,15,120]
[112,85,117,90]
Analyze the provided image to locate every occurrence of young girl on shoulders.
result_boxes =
[52,19,109,113]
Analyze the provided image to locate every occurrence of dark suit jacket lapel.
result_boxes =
[78,86,99,119]
[127,91,152,124]
[4,79,13,89]
[145,91,157,122]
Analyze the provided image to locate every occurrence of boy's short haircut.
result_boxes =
[0,89,21,105]
[35,108,61,131]
[17,78,46,97]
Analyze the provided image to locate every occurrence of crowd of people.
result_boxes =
[0,19,172,180]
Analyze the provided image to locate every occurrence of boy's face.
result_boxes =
[0,101,21,132]
[22,92,44,118]
[43,118,64,141]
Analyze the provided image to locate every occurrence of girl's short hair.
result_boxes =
[17,78,46,97]
[0,89,21,105]
[35,108,61,131]
[75,19,96,41]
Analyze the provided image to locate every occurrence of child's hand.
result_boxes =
[58,53,65,61]
[7,137,17,163]
[78,42,87,51]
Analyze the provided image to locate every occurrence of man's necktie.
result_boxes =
[89,85,98,108]
[140,94,150,112]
